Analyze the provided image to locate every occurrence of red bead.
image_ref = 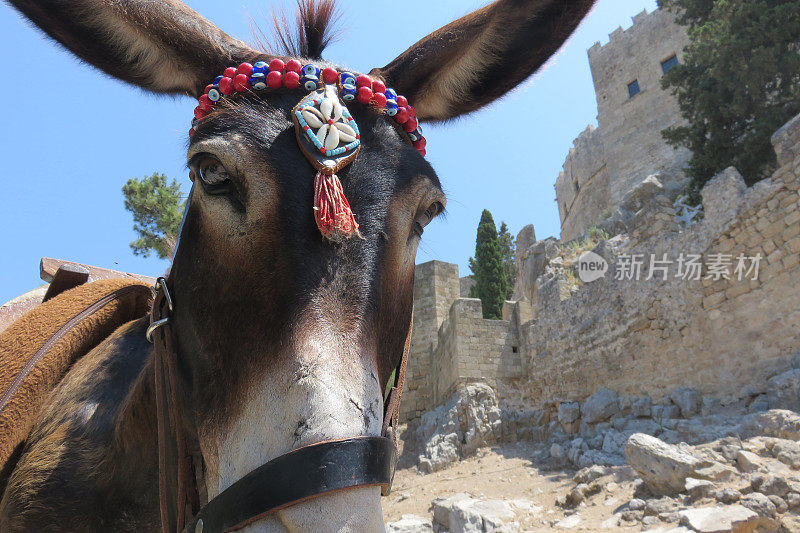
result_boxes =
[198,94,213,111]
[189,128,195,138]
[395,106,410,124]
[322,67,339,85]
[404,117,418,132]
[407,105,416,118]
[320,147,327,154]
[236,63,253,77]
[397,95,408,107]
[371,79,386,94]
[269,58,285,72]
[418,148,427,157]
[371,92,387,108]
[356,74,372,87]
[218,77,235,95]
[224,67,237,78]
[284,71,301,89]
[194,106,208,120]
[233,74,250,92]
[413,138,427,150]
[286,59,302,73]
[204,84,214,94]
[267,71,283,89]
[357,86,374,104]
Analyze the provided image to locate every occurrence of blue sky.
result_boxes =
[0,0,657,303]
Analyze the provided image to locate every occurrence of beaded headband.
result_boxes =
[190,59,427,243]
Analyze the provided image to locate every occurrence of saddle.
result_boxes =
[0,259,153,483]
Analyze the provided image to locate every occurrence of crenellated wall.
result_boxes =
[556,8,692,241]
[403,112,800,423]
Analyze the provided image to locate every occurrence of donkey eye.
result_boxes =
[413,201,444,237]
[197,156,230,187]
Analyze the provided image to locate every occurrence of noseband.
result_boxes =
[148,58,420,533]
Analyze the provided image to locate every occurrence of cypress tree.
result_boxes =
[468,210,509,319]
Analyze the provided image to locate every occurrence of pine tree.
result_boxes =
[468,210,509,319]
[498,222,516,299]
[122,173,185,259]
[660,0,800,198]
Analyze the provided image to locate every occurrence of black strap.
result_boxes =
[183,436,395,533]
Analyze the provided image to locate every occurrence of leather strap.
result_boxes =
[183,436,394,533]
[151,281,197,533]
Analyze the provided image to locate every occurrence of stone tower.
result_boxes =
[555,8,692,241]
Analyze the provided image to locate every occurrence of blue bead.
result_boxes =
[302,64,318,77]
[213,76,223,85]
[207,88,221,102]
[342,81,357,91]
[385,100,398,116]
[340,72,356,85]
[253,61,269,75]
[408,129,421,142]
[250,73,267,90]
[385,88,397,101]
[339,86,356,102]
[302,74,319,91]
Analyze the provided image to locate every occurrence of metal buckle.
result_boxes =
[146,277,173,343]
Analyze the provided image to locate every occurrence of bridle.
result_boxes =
[146,58,419,533]
[148,277,411,533]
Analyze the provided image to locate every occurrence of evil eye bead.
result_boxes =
[408,128,422,142]
[385,99,399,116]
[340,72,357,86]
[302,74,320,91]
[249,73,267,91]
[253,61,269,75]
[207,87,222,102]
[213,75,224,85]
[339,85,357,102]
[302,64,318,77]
[385,88,398,101]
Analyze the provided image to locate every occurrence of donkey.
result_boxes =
[2,0,595,530]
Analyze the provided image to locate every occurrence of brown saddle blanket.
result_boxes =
[0,278,152,474]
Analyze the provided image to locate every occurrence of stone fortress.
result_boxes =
[555,8,691,242]
[400,7,800,428]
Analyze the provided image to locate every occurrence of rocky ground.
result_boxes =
[383,383,800,532]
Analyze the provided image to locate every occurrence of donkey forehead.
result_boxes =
[187,92,444,193]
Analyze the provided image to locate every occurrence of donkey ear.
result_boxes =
[371,0,596,122]
[8,0,261,98]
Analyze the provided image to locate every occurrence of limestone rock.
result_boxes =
[736,450,763,472]
[450,498,518,533]
[558,402,581,425]
[631,397,653,418]
[742,410,800,440]
[625,433,708,494]
[417,384,502,472]
[771,439,800,469]
[553,514,581,529]
[671,387,702,418]
[686,478,715,499]
[678,505,758,533]
[740,492,777,519]
[573,464,608,484]
[581,388,620,424]
[387,515,434,533]
[766,370,800,411]
[432,493,471,528]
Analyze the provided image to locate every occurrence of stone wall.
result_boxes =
[404,112,800,425]
[556,8,692,241]
[523,113,800,407]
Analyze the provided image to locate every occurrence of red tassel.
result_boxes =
[313,171,360,242]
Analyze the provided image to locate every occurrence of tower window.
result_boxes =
[627,80,641,98]
[661,55,679,74]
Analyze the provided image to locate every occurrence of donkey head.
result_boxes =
[11,0,594,529]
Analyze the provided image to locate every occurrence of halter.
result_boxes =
[147,58,419,533]
[191,59,427,243]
